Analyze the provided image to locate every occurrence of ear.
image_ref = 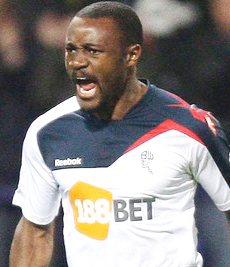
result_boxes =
[126,44,142,67]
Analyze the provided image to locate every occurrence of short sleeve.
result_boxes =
[13,122,61,225]
[190,139,230,212]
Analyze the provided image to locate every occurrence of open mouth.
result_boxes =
[75,77,97,98]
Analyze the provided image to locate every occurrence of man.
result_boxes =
[10,2,230,267]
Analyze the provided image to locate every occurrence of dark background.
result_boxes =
[0,0,229,266]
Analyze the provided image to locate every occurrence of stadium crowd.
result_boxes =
[0,0,229,266]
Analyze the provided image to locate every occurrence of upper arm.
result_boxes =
[189,113,230,211]
[190,141,230,211]
[13,123,61,225]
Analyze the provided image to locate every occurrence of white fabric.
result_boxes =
[13,96,230,267]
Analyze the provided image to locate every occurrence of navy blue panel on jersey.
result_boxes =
[37,81,230,185]
[37,84,163,170]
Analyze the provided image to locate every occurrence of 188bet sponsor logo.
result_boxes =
[69,182,155,240]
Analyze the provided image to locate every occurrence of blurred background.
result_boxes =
[0,0,229,266]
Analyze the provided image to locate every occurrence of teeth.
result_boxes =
[76,78,86,83]
[77,78,94,86]
[80,87,96,92]
[79,86,96,96]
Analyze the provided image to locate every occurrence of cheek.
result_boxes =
[98,53,125,71]
[96,58,126,81]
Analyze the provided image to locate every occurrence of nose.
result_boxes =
[67,50,88,70]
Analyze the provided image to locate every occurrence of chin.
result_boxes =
[78,99,100,114]
[77,96,114,119]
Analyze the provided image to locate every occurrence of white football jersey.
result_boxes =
[13,82,230,267]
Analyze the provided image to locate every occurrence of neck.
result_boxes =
[110,78,148,120]
[91,69,148,121]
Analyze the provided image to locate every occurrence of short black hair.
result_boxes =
[76,1,143,46]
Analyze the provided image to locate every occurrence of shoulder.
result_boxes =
[149,83,229,150]
[151,85,222,137]
[30,96,79,132]
[25,96,80,142]
[151,84,230,180]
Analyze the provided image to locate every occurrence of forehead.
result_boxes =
[66,16,122,45]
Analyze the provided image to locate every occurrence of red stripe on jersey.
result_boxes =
[123,119,204,154]
[165,91,206,122]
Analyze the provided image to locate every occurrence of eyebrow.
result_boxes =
[65,43,107,54]
[65,42,75,48]
[65,41,105,49]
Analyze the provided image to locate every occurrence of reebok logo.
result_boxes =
[55,157,82,167]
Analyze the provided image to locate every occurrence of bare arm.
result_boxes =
[10,216,55,267]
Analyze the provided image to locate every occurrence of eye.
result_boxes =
[84,45,104,56]
[87,47,100,55]
[65,44,76,53]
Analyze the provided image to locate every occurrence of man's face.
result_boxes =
[65,16,129,116]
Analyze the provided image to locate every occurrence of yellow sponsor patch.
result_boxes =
[69,181,113,240]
